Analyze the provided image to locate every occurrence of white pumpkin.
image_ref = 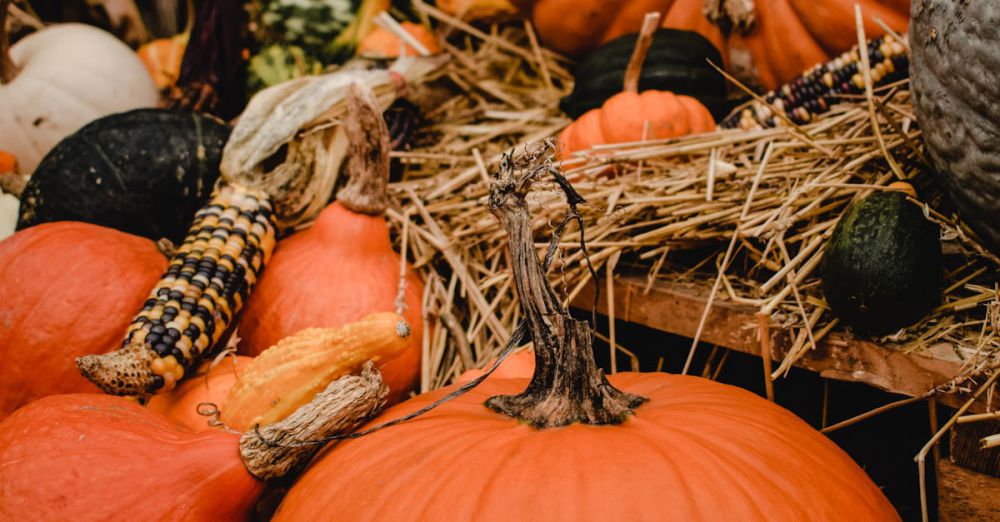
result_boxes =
[0,23,159,174]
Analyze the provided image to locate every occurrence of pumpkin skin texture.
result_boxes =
[0,24,158,174]
[559,91,715,155]
[274,372,898,521]
[0,222,166,419]
[147,355,252,432]
[0,394,262,521]
[18,109,229,244]
[238,202,425,405]
[910,1,1000,254]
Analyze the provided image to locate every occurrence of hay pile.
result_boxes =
[388,4,1000,405]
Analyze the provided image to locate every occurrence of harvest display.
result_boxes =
[1,1,998,520]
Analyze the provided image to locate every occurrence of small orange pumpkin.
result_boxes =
[437,0,519,22]
[137,33,188,90]
[559,13,715,157]
[357,22,440,58]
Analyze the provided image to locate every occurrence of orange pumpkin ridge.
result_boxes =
[0,222,166,420]
[238,84,424,406]
[273,145,898,521]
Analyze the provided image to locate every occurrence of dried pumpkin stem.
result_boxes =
[485,143,647,428]
[338,83,391,216]
[622,12,661,94]
[0,0,18,84]
[239,361,388,481]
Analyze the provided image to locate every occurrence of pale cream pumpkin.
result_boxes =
[0,20,158,173]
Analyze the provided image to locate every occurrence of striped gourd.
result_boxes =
[721,34,909,130]
[77,185,276,395]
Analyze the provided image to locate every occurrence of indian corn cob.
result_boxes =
[77,185,276,396]
[722,34,909,130]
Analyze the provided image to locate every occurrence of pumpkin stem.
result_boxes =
[239,361,388,481]
[622,12,661,94]
[338,83,391,216]
[485,141,647,428]
[0,0,18,85]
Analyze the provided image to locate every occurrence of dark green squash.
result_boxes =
[560,29,730,120]
[17,109,229,244]
[821,191,942,336]
[910,1,1000,254]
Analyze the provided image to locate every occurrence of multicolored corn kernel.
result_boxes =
[722,35,909,130]
[77,184,277,396]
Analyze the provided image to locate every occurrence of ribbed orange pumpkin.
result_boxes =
[0,222,166,419]
[275,373,898,521]
[137,33,188,90]
[273,142,898,522]
[147,355,252,432]
[560,91,715,155]
[238,87,423,405]
[515,0,909,89]
[0,394,261,520]
[559,13,715,156]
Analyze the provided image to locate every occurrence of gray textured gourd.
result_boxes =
[910,1,1000,253]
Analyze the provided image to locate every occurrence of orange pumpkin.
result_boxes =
[0,222,166,419]
[146,355,251,432]
[559,13,715,157]
[515,0,909,89]
[273,157,897,521]
[137,33,188,90]
[276,373,898,521]
[0,368,385,521]
[438,0,519,22]
[238,86,424,405]
[559,91,715,155]
[357,22,441,58]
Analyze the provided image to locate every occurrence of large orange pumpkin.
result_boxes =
[515,0,909,89]
[238,86,423,405]
[274,147,897,521]
[0,222,166,419]
[276,373,898,521]
[0,367,386,520]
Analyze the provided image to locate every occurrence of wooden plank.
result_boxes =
[938,460,1000,521]
[573,275,993,412]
